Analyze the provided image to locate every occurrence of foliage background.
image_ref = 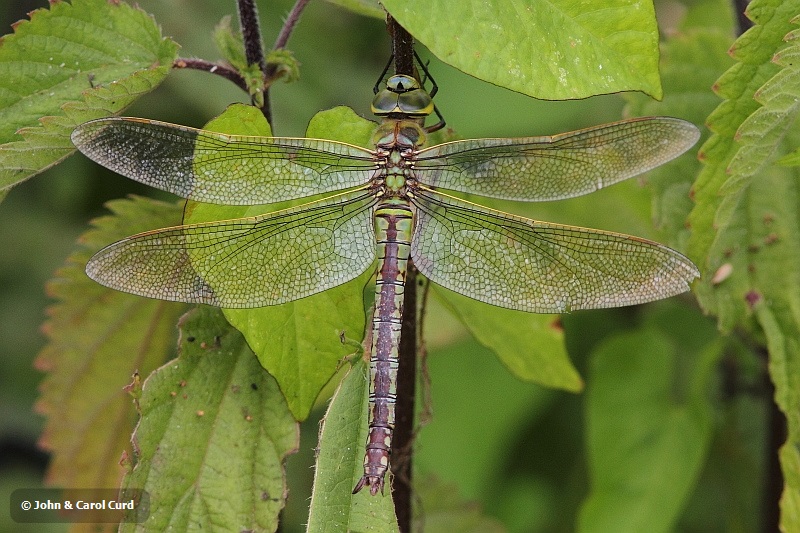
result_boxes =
[0,0,787,532]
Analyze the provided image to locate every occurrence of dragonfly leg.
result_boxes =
[414,51,446,132]
[374,54,394,95]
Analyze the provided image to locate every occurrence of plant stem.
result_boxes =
[388,14,417,532]
[262,0,311,131]
[176,1,313,128]
[394,267,417,533]
[389,14,415,79]
[237,0,271,121]
[237,0,268,74]
[271,0,311,51]
[172,58,248,92]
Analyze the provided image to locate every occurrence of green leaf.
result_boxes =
[723,18,800,195]
[578,324,719,533]
[308,359,398,532]
[776,146,800,166]
[223,281,369,422]
[324,0,386,19]
[266,49,301,84]
[307,105,379,145]
[381,0,662,99]
[213,15,249,72]
[185,104,376,421]
[210,18,271,104]
[432,286,581,392]
[0,0,178,193]
[120,306,298,532]
[37,196,188,492]
[684,6,800,522]
[687,0,800,330]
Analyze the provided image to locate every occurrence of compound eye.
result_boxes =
[386,75,421,94]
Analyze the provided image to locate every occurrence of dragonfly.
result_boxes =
[71,73,700,496]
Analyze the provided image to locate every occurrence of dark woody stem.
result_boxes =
[387,15,417,533]
[237,0,268,72]
[236,0,270,121]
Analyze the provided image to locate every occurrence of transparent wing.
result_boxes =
[71,117,377,205]
[86,190,378,308]
[415,117,700,201]
[411,188,699,313]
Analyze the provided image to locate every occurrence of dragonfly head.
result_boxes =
[371,74,434,119]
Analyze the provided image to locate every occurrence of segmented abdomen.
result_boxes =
[353,199,413,495]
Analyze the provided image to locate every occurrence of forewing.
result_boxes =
[86,190,378,308]
[411,189,698,313]
[71,117,377,205]
[415,117,700,201]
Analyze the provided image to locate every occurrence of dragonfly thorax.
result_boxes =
[371,119,426,151]
[384,173,407,192]
[370,120,425,198]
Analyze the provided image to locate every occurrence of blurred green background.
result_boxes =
[1,1,755,532]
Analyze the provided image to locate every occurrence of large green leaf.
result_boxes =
[432,286,580,392]
[688,0,800,328]
[723,15,800,195]
[324,0,385,19]
[307,359,398,532]
[685,3,800,528]
[0,0,178,193]
[578,319,720,532]
[37,196,187,494]
[381,0,662,99]
[120,306,298,532]
[185,105,376,421]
